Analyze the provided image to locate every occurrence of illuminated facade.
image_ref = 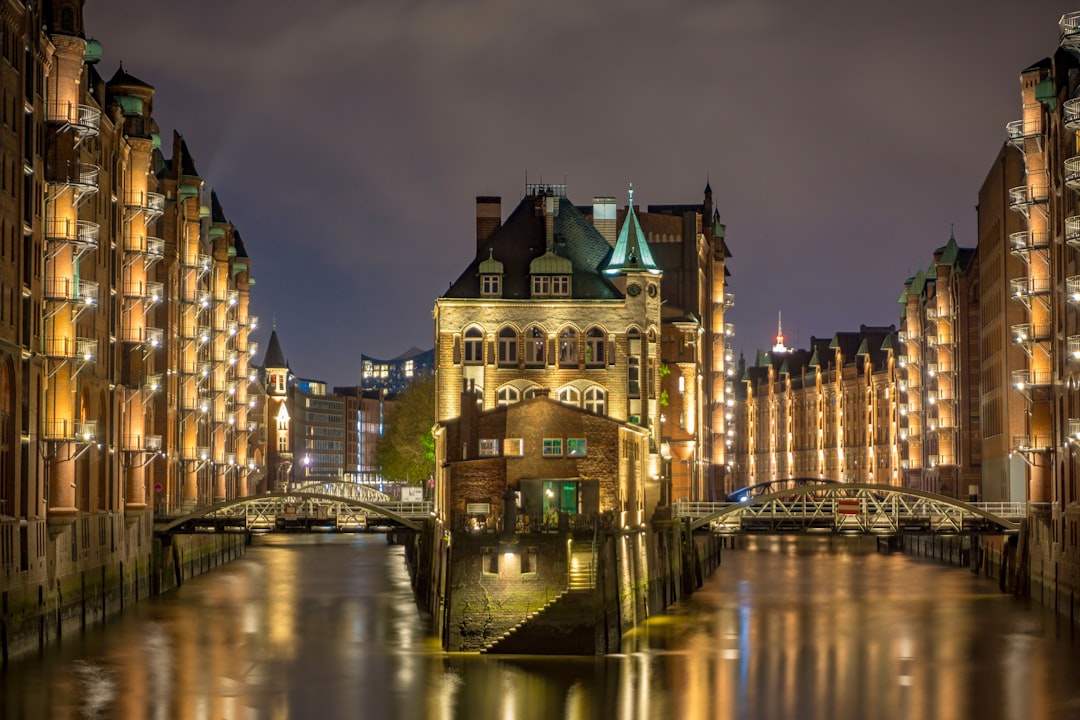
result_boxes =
[360,347,433,395]
[733,326,901,488]
[896,234,981,499]
[0,0,261,656]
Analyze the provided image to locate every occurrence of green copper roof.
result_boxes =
[938,230,959,266]
[478,248,503,275]
[84,39,102,64]
[116,96,143,117]
[604,187,660,276]
[856,338,870,356]
[910,269,927,296]
[530,250,572,275]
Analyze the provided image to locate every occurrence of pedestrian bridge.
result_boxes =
[156,482,432,533]
[674,483,1024,535]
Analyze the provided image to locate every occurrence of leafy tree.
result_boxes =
[375,374,435,484]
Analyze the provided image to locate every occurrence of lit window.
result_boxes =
[567,438,587,457]
[504,438,524,456]
[525,326,546,366]
[559,328,578,367]
[479,439,499,456]
[585,327,605,366]
[482,274,501,296]
[584,386,606,415]
[463,327,483,364]
[543,438,563,456]
[497,386,520,406]
[498,327,518,366]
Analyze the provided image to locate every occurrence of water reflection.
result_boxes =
[3,534,1080,719]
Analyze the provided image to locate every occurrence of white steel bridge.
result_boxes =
[156,481,432,533]
[674,483,1024,535]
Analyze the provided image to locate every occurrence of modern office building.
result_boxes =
[360,347,433,395]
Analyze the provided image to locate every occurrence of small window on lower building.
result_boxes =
[567,438,587,457]
[479,438,499,456]
[542,438,563,456]
[521,547,538,574]
[481,547,498,575]
[504,438,524,456]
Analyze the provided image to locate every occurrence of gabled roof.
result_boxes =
[443,193,621,300]
[107,64,153,90]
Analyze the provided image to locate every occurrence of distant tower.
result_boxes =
[772,312,790,355]
[262,328,292,491]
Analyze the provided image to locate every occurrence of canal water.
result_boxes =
[3,533,1080,720]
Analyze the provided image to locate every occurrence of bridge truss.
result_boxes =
[156,490,432,533]
[675,483,1023,535]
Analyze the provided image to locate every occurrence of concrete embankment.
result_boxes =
[1,529,246,664]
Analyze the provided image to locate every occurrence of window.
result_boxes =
[479,439,499,456]
[498,327,517,366]
[504,438,524,456]
[532,275,571,297]
[542,438,563,456]
[628,358,640,398]
[558,328,578,367]
[584,386,606,415]
[481,274,501,296]
[567,438,587,457]
[497,386,520,406]
[585,327,605,366]
[463,327,483,364]
[558,386,580,406]
[552,275,570,296]
[525,326,546,366]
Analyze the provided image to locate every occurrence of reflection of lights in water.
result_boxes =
[72,659,116,720]
[143,621,173,713]
[429,666,462,720]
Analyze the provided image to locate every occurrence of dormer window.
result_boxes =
[532,274,570,298]
[481,274,502,296]
[478,248,504,298]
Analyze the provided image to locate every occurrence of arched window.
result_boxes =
[558,327,578,367]
[525,326,546,366]
[524,386,545,399]
[497,386,520,406]
[558,386,580,406]
[584,386,606,415]
[585,327,605,367]
[498,327,518,366]
[463,327,483,365]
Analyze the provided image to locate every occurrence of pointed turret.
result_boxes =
[603,185,660,276]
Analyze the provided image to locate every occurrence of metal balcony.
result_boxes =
[1066,158,1080,192]
[1010,230,1050,260]
[1010,276,1052,300]
[1006,117,1043,149]
[1067,335,1080,361]
[1069,418,1080,441]
[122,281,164,303]
[1068,217,1080,250]
[1013,434,1052,453]
[1066,98,1080,132]
[124,233,165,267]
[120,325,163,348]
[1061,11,1080,55]
[1009,185,1049,216]
[44,276,98,306]
[42,418,97,442]
[248,342,259,357]
[1012,368,1052,390]
[44,217,99,257]
[181,253,213,274]
[723,292,735,308]
[48,162,99,205]
[179,446,211,462]
[1068,276,1080,303]
[123,434,162,452]
[1012,322,1051,345]
[47,102,101,144]
[125,190,166,223]
[43,336,96,361]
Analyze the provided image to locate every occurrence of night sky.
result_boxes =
[85,0,1079,387]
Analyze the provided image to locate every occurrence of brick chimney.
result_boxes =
[476,196,501,251]
[593,196,617,246]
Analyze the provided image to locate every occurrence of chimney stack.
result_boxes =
[476,196,501,251]
[593,196,617,246]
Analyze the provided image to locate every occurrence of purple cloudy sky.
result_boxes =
[85,0,1078,386]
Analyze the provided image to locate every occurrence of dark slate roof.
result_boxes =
[211,191,227,223]
[262,330,287,368]
[107,64,153,90]
[178,134,199,177]
[443,193,620,300]
[234,230,248,259]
